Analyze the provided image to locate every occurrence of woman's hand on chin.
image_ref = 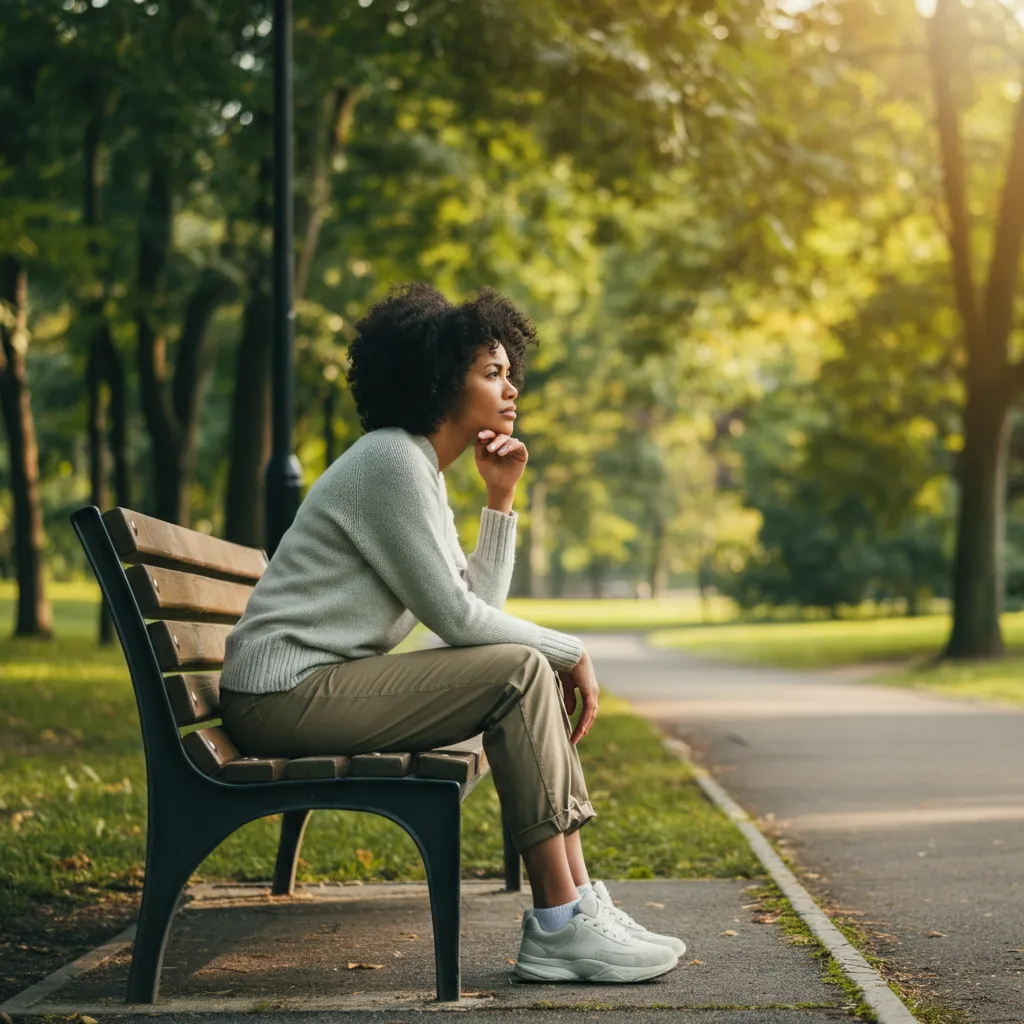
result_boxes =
[476,430,528,506]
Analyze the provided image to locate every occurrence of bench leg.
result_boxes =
[501,813,522,892]
[127,828,212,1003]
[404,792,462,1002]
[272,809,311,896]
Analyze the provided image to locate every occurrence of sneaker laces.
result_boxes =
[587,907,634,944]
[595,883,644,932]
[576,893,634,943]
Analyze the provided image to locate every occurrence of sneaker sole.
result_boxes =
[513,955,677,984]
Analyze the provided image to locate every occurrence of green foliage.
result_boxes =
[2,0,1024,625]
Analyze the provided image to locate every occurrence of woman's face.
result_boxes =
[451,343,519,436]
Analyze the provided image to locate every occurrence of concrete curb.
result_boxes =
[663,735,919,1024]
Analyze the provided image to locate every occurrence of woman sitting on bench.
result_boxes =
[220,282,685,983]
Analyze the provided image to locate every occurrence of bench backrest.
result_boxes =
[73,504,488,787]
[82,507,267,779]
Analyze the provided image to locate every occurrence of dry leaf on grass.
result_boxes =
[720,929,739,936]
[347,962,385,970]
[55,853,91,872]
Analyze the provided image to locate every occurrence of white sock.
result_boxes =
[576,881,594,898]
[533,899,580,933]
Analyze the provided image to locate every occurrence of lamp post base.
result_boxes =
[264,452,303,556]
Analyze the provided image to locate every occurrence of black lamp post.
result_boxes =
[264,0,303,556]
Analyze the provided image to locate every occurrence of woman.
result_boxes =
[220,282,685,983]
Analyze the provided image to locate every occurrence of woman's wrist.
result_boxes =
[485,487,515,515]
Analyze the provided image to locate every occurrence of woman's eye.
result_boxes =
[487,371,499,379]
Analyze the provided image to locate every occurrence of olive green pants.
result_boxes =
[220,643,595,852]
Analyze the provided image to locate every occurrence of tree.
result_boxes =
[928,0,1024,656]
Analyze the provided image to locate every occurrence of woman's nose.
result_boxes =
[504,380,518,399]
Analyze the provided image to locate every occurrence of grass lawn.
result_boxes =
[650,612,1024,705]
[506,595,734,632]
[0,587,756,933]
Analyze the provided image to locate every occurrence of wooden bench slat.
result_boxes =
[182,726,241,774]
[349,752,414,777]
[148,621,232,672]
[284,756,351,780]
[104,507,267,584]
[416,751,479,782]
[221,757,289,783]
[127,565,252,625]
[165,672,221,725]
[416,736,486,782]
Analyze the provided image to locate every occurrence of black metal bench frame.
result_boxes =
[72,505,522,1004]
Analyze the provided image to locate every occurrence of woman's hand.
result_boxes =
[476,430,528,507]
[558,650,599,745]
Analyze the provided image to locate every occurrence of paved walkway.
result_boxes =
[5,879,855,1021]
[590,635,1024,1023]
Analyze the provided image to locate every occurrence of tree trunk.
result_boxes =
[0,260,52,637]
[103,329,132,510]
[136,164,230,525]
[84,110,114,643]
[86,333,114,644]
[135,164,183,522]
[224,286,272,547]
[648,514,668,598]
[944,392,1010,657]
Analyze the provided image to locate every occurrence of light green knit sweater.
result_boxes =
[220,428,583,694]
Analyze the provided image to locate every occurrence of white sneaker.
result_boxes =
[592,880,687,957]
[513,892,678,983]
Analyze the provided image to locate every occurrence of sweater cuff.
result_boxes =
[538,628,584,673]
[476,507,518,565]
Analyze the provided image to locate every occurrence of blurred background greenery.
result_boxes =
[2,0,1023,651]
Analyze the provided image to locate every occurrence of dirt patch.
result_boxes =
[0,889,139,1004]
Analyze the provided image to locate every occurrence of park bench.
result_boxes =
[71,504,522,1004]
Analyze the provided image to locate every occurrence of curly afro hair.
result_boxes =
[346,282,538,435]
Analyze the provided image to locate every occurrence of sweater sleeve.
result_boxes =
[444,502,518,610]
[351,439,582,671]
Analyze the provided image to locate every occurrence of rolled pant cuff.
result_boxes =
[511,799,597,853]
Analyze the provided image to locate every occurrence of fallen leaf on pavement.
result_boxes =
[688,959,703,966]
[926,931,947,938]
[347,962,385,970]
[721,929,739,936]
[81,1018,98,1024]
[644,902,665,909]
[506,958,516,965]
